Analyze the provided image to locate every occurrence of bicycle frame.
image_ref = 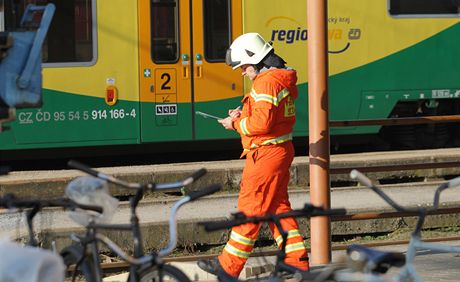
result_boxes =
[71,185,219,282]
[397,235,460,282]
[350,169,460,282]
[66,160,217,282]
[71,209,154,282]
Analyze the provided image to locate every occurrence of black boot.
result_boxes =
[197,257,222,275]
[198,257,239,281]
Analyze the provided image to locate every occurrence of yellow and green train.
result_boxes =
[2,0,460,153]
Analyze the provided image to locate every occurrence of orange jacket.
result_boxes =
[233,68,298,156]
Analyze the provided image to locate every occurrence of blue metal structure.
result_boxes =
[0,3,55,127]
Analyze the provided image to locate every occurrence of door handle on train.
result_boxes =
[182,65,189,79]
[181,54,190,79]
[195,53,203,79]
[196,65,202,78]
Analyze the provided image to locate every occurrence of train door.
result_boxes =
[192,0,243,140]
[138,0,242,143]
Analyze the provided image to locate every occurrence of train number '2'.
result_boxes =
[161,73,171,90]
[155,69,176,94]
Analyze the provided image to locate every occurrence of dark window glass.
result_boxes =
[389,0,460,15]
[4,0,94,63]
[151,0,178,64]
[203,0,231,62]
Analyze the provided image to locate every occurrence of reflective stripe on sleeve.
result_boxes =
[240,118,250,135]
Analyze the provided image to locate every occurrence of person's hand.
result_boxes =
[228,109,241,119]
[218,117,235,130]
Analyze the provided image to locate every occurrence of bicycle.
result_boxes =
[345,169,460,282]
[62,160,221,282]
[199,203,347,282]
[0,193,103,282]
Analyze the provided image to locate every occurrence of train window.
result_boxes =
[389,0,460,16]
[203,0,231,62]
[151,0,179,64]
[3,0,95,65]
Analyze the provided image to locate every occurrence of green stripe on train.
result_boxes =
[1,91,140,149]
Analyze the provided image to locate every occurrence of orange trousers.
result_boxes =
[218,142,309,277]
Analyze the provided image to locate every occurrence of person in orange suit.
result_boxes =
[198,33,309,278]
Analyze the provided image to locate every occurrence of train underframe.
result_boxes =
[380,99,460,150]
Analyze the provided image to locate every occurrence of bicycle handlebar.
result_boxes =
[153,168,207,191]
[200,203,346,232]
[349,169,372,188]
[350,169,410,212]
[0,194,103,214]
[444,175,460,188]
[187,183,221,201]
[350,169,460,212]
[159,183,222,257]
[68,160,100,177]
[68,159,207,192]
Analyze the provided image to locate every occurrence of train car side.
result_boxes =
[1,0,460,153]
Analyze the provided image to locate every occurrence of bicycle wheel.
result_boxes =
[138,264,191,282]
[60,244,98,282]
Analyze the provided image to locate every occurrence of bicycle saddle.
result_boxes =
[346,244,406,274]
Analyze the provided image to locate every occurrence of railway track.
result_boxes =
[70,235,460,276]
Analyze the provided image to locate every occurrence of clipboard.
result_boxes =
[195,111,223,120]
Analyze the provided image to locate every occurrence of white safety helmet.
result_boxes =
[225,33,273,70]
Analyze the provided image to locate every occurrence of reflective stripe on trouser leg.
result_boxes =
[218,226,260,276]
[271,218,309,270]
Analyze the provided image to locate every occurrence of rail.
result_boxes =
[330,161,460,174]
[330,114,460,127]
[331,206,460,221]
